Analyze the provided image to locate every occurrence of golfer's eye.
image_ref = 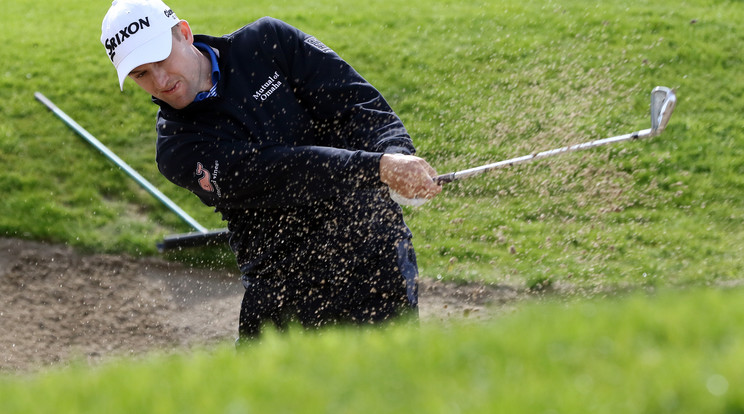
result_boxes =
[131,71,146,79]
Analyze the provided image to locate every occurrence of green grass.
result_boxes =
[2,0,743,290]
[2,286,744,413]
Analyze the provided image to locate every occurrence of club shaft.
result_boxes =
[435,128,653,184]
[34,92,209,234]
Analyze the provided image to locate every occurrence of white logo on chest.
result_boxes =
[252,72,282,102]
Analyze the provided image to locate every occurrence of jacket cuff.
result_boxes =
[354,151,386,188]
[383,145,413,156]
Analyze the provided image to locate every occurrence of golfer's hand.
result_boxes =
[379,154,442,200]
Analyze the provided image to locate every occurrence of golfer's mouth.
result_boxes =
[161,82,180,95]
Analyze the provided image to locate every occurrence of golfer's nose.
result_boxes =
[151,64,169,89]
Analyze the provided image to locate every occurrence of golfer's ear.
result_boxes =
[176,20,194,43]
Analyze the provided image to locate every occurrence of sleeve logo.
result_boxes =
[304,36,333,53]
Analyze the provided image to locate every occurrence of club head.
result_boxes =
[650,86,677,135]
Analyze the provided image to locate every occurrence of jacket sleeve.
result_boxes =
[265,18,416,155]
[156,122,387,209]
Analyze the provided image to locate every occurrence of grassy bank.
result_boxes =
[1,0,743,290]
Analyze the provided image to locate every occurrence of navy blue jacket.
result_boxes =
[155,17,414,276]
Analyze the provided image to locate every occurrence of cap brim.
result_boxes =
[116,29,174,91]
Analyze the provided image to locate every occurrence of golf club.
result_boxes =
[391,86,677,205]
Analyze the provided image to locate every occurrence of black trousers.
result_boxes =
[238,239,419,340]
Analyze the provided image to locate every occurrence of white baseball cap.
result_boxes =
[101,0,180,90]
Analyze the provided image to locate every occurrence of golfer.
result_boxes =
[101,0,441,341]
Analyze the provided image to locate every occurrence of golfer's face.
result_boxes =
[128,30,203,109]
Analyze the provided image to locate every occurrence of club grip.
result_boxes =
[435,173,456,184]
